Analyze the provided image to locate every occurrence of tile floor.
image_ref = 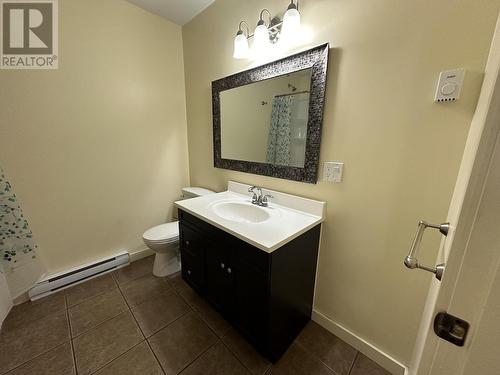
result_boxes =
[0,256,391,375]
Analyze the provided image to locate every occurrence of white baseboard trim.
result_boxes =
[312,309,408,375]
[129,247,154,262]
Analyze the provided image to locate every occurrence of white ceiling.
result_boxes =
[126,0,215,25]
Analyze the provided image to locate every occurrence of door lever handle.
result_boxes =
[404,220,450,281]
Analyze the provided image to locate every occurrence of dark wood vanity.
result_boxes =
[178,209,321,362]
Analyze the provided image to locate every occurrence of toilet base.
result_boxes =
[153,252,181,277]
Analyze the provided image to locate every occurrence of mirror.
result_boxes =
[220,68,312,168]
[212,44,329,183]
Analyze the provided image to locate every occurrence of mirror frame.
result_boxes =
[212,43,329,184]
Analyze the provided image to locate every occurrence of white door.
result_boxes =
[409,14,500,375]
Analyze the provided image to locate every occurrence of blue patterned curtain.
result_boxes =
[0,168,45,298]
[266,95,294,166]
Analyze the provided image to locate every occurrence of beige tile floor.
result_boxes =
[0,256,391,375]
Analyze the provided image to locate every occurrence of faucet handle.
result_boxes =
[248,186,258,204]
[261,194,274,206]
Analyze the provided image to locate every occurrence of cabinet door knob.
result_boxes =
[187,269,191,275]
[227,267,232,274]
[220,262,225,269]
[185,240,190,246]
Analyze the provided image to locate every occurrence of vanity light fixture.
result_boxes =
[232,1,301,59]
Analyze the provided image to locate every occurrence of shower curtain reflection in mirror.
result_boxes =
[266,92,309,167]
[219,68,312,168]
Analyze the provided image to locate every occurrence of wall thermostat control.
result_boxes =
[434,68,465,102]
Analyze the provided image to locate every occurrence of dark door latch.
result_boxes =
[434,312,470,346]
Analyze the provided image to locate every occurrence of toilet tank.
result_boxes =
[180,187,215,199]
[173,187,215,221]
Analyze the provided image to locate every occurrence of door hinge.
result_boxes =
[434,311,470,346]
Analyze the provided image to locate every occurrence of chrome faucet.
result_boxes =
[248,186,274,207]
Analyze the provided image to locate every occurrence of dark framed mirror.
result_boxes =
[212,43,329,184]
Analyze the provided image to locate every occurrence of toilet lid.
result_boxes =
[143,222,179,242]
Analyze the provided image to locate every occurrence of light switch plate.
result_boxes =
[323,162,344,183]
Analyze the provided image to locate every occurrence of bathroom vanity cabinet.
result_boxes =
[178,209,321,362]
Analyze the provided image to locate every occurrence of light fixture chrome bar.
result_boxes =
[246,20,283,39]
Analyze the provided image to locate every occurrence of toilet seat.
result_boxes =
[143,221,179,244]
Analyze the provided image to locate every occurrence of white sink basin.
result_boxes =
[175,182,326,253]
[211,201,271,223]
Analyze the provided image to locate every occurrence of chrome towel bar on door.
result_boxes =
[404,220,450,281]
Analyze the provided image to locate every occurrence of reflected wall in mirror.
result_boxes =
[220,68,312,168]
[213,44,329,183]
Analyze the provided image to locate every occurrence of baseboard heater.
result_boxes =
[28,252,130,301]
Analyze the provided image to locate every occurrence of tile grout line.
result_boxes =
[177,339,222,375]
[67,265,126,340]
[219,337,257,375]
[87,340,147,375]
[113,257,155,286]
[65,273,118,310]
[79,263,154,375]
[347,351,359,375]
[66,296,79,375]
[145,339,167,374]
[0,303,71,375]
[84,264,151,375]
[115,273,191,339]
[66,286,118,310]
[144,338,167,375]
[170,281,229,339]
[165,276,226,375]
[117,280,168,375]
[70,307,129,340]
[176,295,218,335]
[292,339,340,375]
[0,260,151,375]
[170,277,254,374]
[1,340,73,375]
[2,294,67,336]
[114,278,145,341]
[1,296,69,374]
[145,309,192,339]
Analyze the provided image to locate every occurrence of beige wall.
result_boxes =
[0,0,190,274]
[182,0,500,364]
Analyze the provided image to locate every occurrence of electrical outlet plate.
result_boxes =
[434,68,465,103]
[323,162,344,183]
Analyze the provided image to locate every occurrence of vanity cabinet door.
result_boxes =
[205,245,236,318]
[234,260,269,347]
[179,223,205,293]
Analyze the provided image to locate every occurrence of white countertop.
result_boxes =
[174,181,326,253]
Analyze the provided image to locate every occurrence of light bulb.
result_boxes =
[282,5,301,38]
[233,32,249,59]
[253,22,270,53]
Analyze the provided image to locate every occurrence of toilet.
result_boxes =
[142,187,215,277]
